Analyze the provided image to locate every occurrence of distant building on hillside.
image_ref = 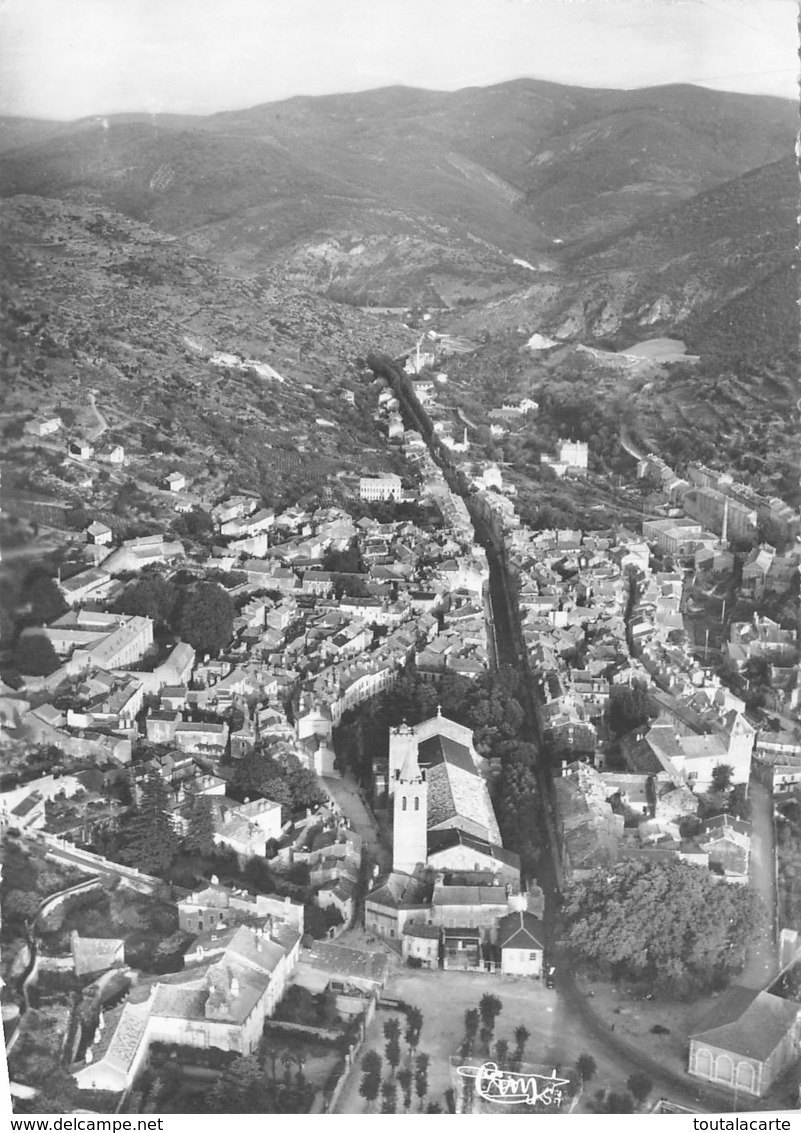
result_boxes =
[26,416,61,437]
[359,474,402,502]
[164,471,186,492]
[541,439,588,477]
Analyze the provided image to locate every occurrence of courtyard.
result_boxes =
[334,967,629,1113]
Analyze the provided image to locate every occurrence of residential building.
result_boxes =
[25,416,61,437]
[73,922,301,1095]
[497,911,545,977]
[401,924,440,968]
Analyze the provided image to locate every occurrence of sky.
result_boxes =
[0,0,797,120]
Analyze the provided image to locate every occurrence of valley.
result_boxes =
[1,72,800,1118]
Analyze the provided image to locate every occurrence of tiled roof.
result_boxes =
[102,997,152,1073]
[497,911,544,951]
[432,885,508,907]
[367,871,430,910]
[427,759,501,843]
[403,924,440,939]
[301,941,389,984]
[427,828,520,871]
[691,987,800,1061]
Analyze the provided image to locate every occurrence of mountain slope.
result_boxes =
[0,81,794,306]
[0,195,416,515]
[449,153,798,362]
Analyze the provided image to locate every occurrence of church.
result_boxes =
[364,710,529,955]
[389,709,503,873]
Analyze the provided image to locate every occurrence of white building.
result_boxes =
[165,471,186,492]
[73,922,301,1096]
[541,439,589,477]
[25,416,61,437]
[359,474,402,502]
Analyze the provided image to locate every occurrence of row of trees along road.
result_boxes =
[360,1011,439,1112]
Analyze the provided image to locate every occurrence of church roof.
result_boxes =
[427,828,520,871]
[418,733,474,775]
[427,759,501,844]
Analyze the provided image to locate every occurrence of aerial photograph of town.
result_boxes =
[0,0,799,1121]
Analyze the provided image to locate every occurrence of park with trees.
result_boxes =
[560,858,761,998]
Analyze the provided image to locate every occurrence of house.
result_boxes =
[213,797,283,861]
[73,922,301,1096]
[292,940,390,996]
[25,416,61,437]
[173,721,229,756]
[59,567,113,606]
[69,439,93,460]
[86,520,113,546]
[497,910,544,977]
[402,924,440,969]
[177,883,304,935]
[688,986,801,1097]
[365,870,431,942]
[98,444,125,465]
[697,814,751,881]
[164,471,186,492]
[442,926,482,971]
[541,439,589,477]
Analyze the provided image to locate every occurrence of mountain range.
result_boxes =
[0,80,796,313]
[0,79,798,524]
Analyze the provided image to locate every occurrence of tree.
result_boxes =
[116,575,178,627]
[607,684,657,737]
[463,1007,479,1053]
[405,1006,424,1056]
[575,1053,597,1087]
[562,859,761,995]
[627,1071,653,1106]
[185,794,216,856]
[711,764,734,793]
[397,1067,413,1111]
[728,782,752,822]
[383,1017,401,1044]
[380,1079,397,1114]
[231,743,325,817]
[602,1091,635,1114]
[119,771,180,875]
[360,1066,381,1112]
[205,1055,276,1113]
[385,1037,402,1076]
[512,1024,530,1070]
[13,632,60,676]
[478,993,502,1033]
[23,571,67,623]
[494,1038,510,1067]
[415,1052,430,1111]
[175,582,234,656]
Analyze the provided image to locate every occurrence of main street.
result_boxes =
[368,350,779,1112]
